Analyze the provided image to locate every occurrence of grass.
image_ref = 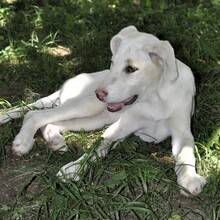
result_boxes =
[0,0,219,219]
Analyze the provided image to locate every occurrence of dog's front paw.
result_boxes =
[12,137,35,156]
[42,124,68,152]
[178,174,207,196]
[57,161,81,181]
[57,154,87,181]
[48,134,67,152]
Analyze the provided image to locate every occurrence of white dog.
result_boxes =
[0,26,206,195]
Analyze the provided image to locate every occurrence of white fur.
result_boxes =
[0,26,206,195]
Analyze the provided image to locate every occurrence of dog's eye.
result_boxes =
[125,65,138,73]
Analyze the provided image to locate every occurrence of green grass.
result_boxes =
[0,0,219,219]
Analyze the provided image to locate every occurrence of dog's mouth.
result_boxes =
[107,95,138,112]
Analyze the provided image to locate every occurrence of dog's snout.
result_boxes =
[95,88,108,101]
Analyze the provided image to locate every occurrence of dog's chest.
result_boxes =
[134,119,170,143]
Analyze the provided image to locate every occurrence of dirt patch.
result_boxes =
[0,149,46,208]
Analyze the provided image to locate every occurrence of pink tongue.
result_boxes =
[107,102,125,111]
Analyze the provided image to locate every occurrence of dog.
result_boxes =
[0,26,206,195]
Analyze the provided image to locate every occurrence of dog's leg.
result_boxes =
[57,112,145,181]
[0,70,109,125]
[0,90,60,124]
[41,110,115,152]
[41,124,67,152]
[56,112,117,181]
[12,96,106,156]
[171,118,207,195]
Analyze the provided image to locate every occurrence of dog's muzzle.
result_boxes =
[107,95,138,112]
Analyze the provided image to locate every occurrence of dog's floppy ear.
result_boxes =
[149,41,178,83]
[110,26,138,54]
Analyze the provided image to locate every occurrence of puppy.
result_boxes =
[0,26,206,195]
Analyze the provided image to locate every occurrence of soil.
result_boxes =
[0,149,46,208]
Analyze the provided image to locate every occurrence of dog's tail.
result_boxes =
[0,90,60,124]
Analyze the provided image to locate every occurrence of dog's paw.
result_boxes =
[178,174,207,196]
[50,140,68,153]
[12,137,35,156]
[57,162,81,181]
[57,155,87,181]
[42,124,68,152]
[48,134,67,152]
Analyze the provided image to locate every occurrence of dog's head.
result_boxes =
[96,26,178,112]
